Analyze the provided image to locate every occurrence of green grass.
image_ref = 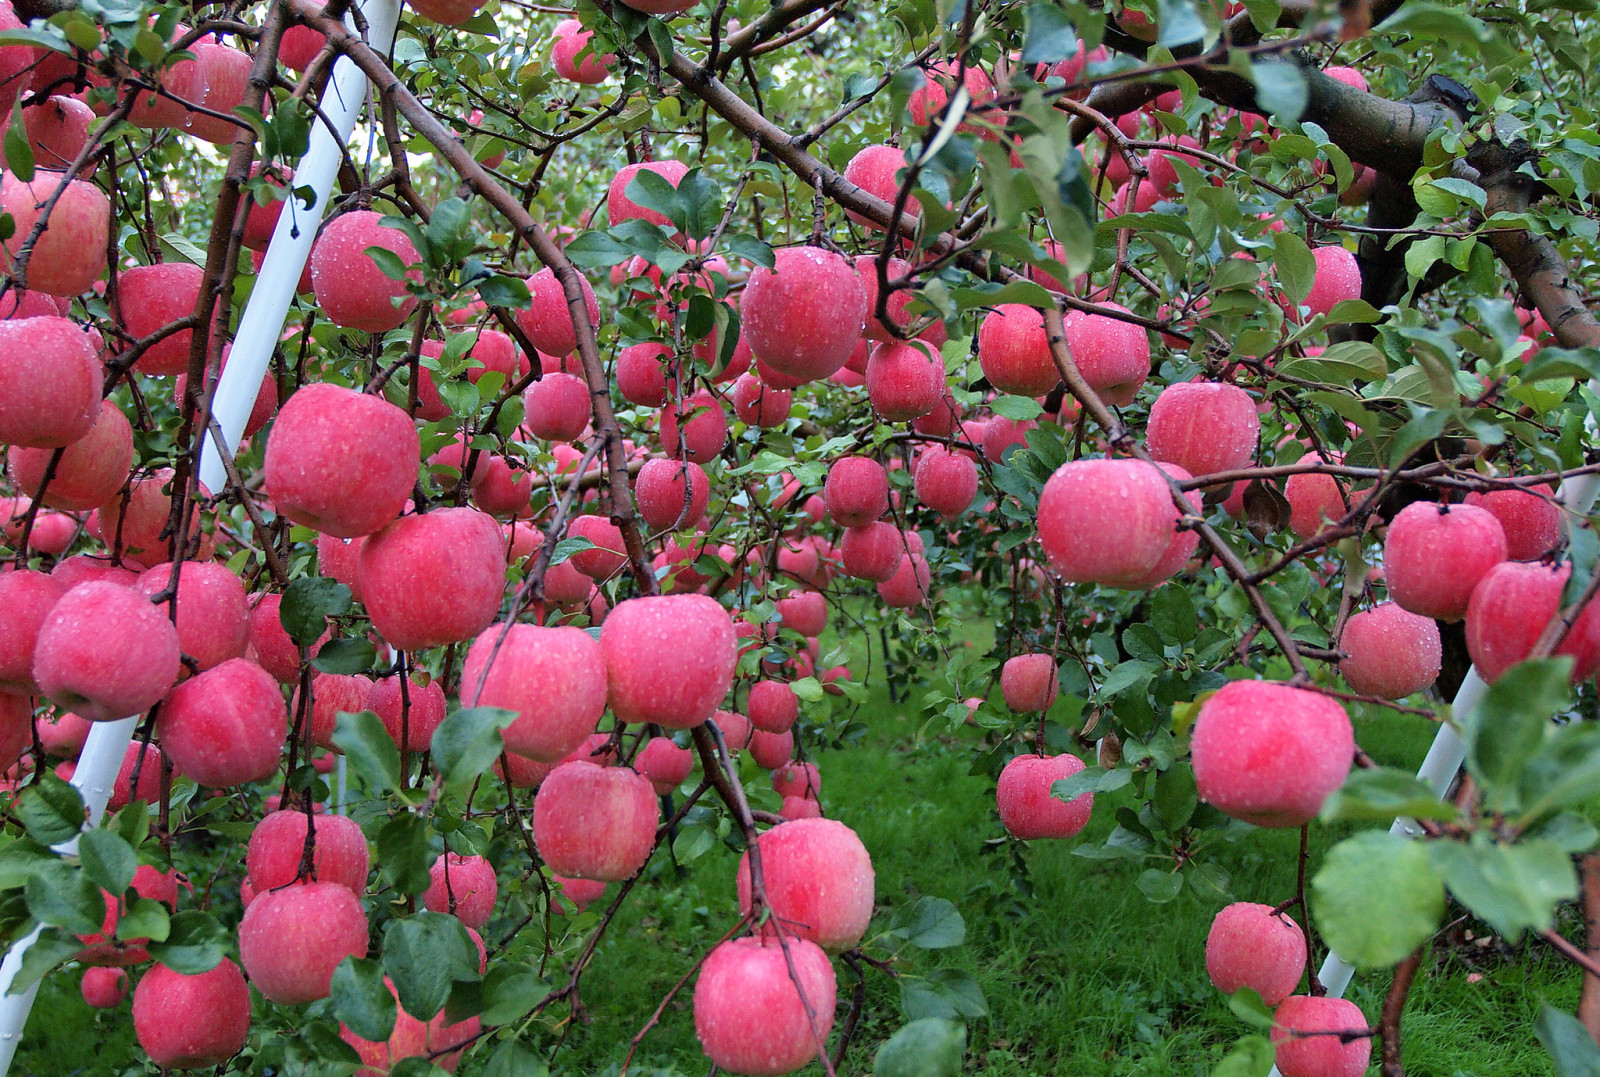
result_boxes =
[16,691,1583,1076]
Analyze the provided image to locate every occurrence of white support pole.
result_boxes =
[0,2,402,1069]
[1268,446,1600,1075]
[198,0,403,495]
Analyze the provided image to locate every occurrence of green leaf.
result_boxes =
[13,772,85,847]
[25,860,103,935]
[1374,2,1495,52]
[1020,3,1079,64]
[4,100,33,183]
[6,927,81,996]
[1252,59,1307,123]
[1151,764,1197,831]
[1151,584,1197,643]
[1136,868,1184,903]
[365,245,412,282]
[1272,232,1315,307]
[330,957,397,1042]
[280,577,352,646]
[1429,837,1577,942]
[1463,658,1572,811]
[1523,347,1600,384]
[891,896,965,948]
[1535,1001,1600,1077]
[1227,988,1275,1030]
[78,830,137,896]
[0,839,54,890]
[478,274,531,310]
[148,910,228,974]
[990,395,1045,420]
[376,813,433,895]
[874,1018,966,1077]
[625,167,686,235]
[114,896,170,943]
[333,709,401,795]
[1211,1033,1276,1076]
[789,676,824,703]
[431,707,519,789]
[900,968,988,1020]
[383,913,482,1021]
[483,1037,550,1077]
[1052,766,1131,801]
[479,962,551,1024]
[1520,722,1600,826]
[724,233,775,269]
[547,536,594,568]
[1320,767,1460,824]
[312,636,377,675]
[1312,831,1444,968]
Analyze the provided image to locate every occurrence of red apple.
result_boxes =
[247,808,369,893]
[0,569,64,695]
[659,388,728,464]
[1270,995,1371,1077]
[635,457,710,531]
[978,304,1059,396]
[1206,901,1306,1006]
[866,338,944,421]
[1339,602,1441,698]
[607,160,689,229]
[741,247,866,384]
[997,753,1092,839]
[310,210,420,332]
[81,965,127,1008]
[1061,304,1149,405]
[423,852,498,928]
[1301,245,1361,320]
[187,43,252,143]
[132,959,251,1068]
[730,373,792,428]
[1001,653,1058,712]
[0,172,107,296]
[532,761,658,881]
[747,679,799,734]
[358,507,506,651]
[600,595,736,728]
[0,314,101,447]
[1464,483,1560,562]
[33,580,181,720]
[1146,382,1259,478]
[134,561,250,671]
[7,398,133,511]
[637,736,693,795]
[238,880,368,1004]
[823,456,888,528]
[550,18,614,83]
[735,816,871,952]
[839,521,903,582]
[1384,501,1507,622]
[771,760,820,800]
[157,658,285,787]
[694,936,837,1075]
[775,590,826,637]
[913,445,978,519]
[460,623,608,762]
[366,673,447,752]
[515,266,600,358]
[1036,458,1178,586]
[523,371,590,442]
[1465,561,1600,683]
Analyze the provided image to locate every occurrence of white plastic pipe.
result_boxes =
[0,716,138,1070]
[1269,449,1600,1075]
[0,2,401,1068]
[198,0,403,494]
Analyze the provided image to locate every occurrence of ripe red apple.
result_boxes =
[842,144,910,229]
[7,398,133,511]
[1206,902,1306,1006]
[600,595,736,728]
[523,371,590,442]
[340,976,480,1073]
[731,372,793,427]
[366,673,447,752]
[423,852,498,928]
[1270,995,1371,1077]
[550,18,613,83]
[1384,501,1507,622]
[1285,464,1346,539]
[997,753,1092,839]
[134,561,250,671]
[659,388,728,464]
[1339,602,1441,698]
[515,266,600,357]
[907,60,996,130]
[175,345,278,437]
[617,341,672,407]
[1061,303,1149,405]
[33,581,181,720]
[1301,245,1361,320]
[635,457,710,531]
[742,247,867,383]
[823,456,888,528]
[749,728,793,770]
[839,521,904,582]
[247,592,323,685]
[297,672,374,750]
[747,679,799,734]
[983,415,1035,464]
[1464,483,1560,562]
[1001,653,1059,712]
[878,550,933,608]
[637,736,693,794]
[978,304,1059,396]
[1191,680,1353,827]
[1465,561,1600,683]
[608,160,689,228]
[913,445,979,519]
[358,507,506,651]
[109,742,164,810]
[36,708,90,757]
[694,936,837,1075]
[462,328,529,385]
[238,880,369,1004]
[775,590,827,637]
[22,94,95,170]
[76,863,179,966]
[866,338,944,421]
[263,382,420,538]
[247,809,369,893]
[0,569,64,695]
[735,816,872,952]
[1037,458,1178,586]
[187,43,252,143]
[89,467,192,568]
[533,760,658,881]
[551,873,607,913]
[1146,382,1259,478]
[157,658,285,787]
[0,172,108,296]
[240,164,293,251]
[0,314,102,448]
[771,761,820,800]
[460,623,607,762]
[81,965,127,1009]
[565,514,627,580]
[310,210,420,332]
[410,0,482,25]
[132,959,251,1068]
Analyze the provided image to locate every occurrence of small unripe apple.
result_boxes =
[1205,902,1306,1007]
[367,673,447,752]
[695,936,837,1075]
[7,398,133,511]
[1270,995,1371,1077]
[823,456,888,528]
[461,623,607,762]
[1191,680,1353,827]
[997,753,1092,839]
[741,247,867,384]
[1036,458,1177,586]
[533,761,658,880]
[1146,382,1259,477]
[238,880,369,1004]
[157,658,285,787]
[33,581,181,721]
[132,959,251,1069]
[636,458,710,531]
[358,507,506,651]
[309,210,420,332]
[1339,602,1441,698]
[978,304,1059,396]
[263,382,420,539]
[423,852,498,928]
[1384,501,1507,622]
[0,314,102,448]
[247,809,369,893]
[866,338,944,421]
[1001,653,1059,713]
[637,736,693,794]
[600,595,736,728]
[735,817,872,952]
[1464,483,1560,562]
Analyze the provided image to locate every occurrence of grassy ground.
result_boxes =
[18,686,1583,1075]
